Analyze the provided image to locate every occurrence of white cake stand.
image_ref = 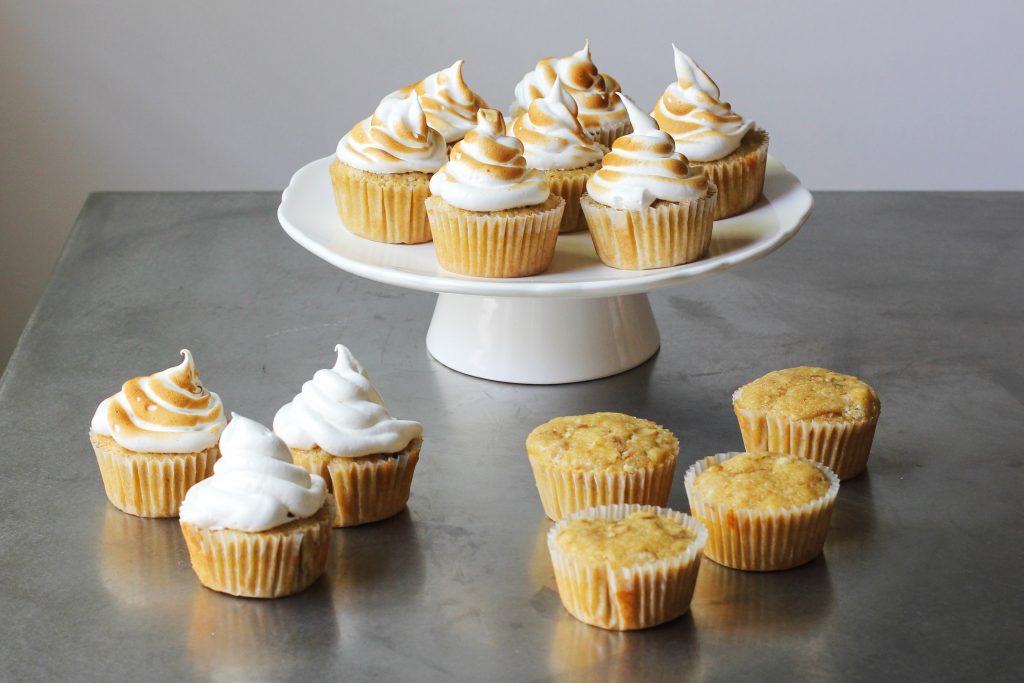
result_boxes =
[279,156,812,384]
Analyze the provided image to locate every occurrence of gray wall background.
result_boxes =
[2,0,1021,369]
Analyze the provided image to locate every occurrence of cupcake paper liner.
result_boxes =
[425,195,564,277]
[693,128,769,220]
[292,438,421,527]
[329,158,433,244]
[90,431,217,518]
[180,502,332,598]
[683,452,839,571]
[586,119,633,149]
[547,504,707,631]
[580,185,717,270]
[545,164,600,234]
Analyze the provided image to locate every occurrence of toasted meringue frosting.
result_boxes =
[336,93,447,174]
[178,414,327,532]
[273,345,422,457]
[429,109,550,211]
[652,45,754,162]
[91,350,226,453]
[510,77,604,171]
[387,60,488,144]
[587,95,709,210]
[512,42,627,132]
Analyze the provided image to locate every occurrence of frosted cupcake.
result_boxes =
[89,350,226,518]
[330,92,447,244]
[426,109,564,278]
[652,46,769,219]
[179,415,331,598]
[581,95,717,270]
[510,77,605,233]
[386,60,488,146]
[511,42,631,147]
[273,345,423,527]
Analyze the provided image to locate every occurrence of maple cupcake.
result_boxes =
[273,345,423,527]
[387,60,488,147]
[89,350,226,518]
[330,92,447,244]
[652,46,769,219]
[582,95,717,270]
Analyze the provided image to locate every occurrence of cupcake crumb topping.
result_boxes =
[734,366,880,422]
[556,511,696,565]
[692,452,830,510]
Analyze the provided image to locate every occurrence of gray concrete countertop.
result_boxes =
[1,192,1021,681]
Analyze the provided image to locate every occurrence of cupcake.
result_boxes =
[511,41,631,147]
[652,45,769,219]
[547,504,707,630]
[510,76,606,233]
[526,412,678,520]
[273,344,423,527]
[89,350,226,518]
[684,451,839,571]
[732,366,881,480]
[179,414,331,598]
[581,95,717,270]
[386,60,488,147]
[330,92,447,244]
[425,109,564,278]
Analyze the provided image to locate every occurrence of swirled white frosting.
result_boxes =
[429,109,549,211]
[651,45,754,162]
[179,415,327,532]
[336,93,447,174]
[273,345,422,457]
[510,77,604,171]
[387,60,488,143]
[91,350,226,453]
[587,94,709,210]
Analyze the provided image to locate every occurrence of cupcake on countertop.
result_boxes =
[89,350,226,518]
[426,109,564,278]
[179,415,331,598]
[330,92,447,244]
[581,94,717,270]
[510,77,606,233]
[387,60,488,146]
[652,45,769,219]
[273,344,423,527]
[511,41,631,148]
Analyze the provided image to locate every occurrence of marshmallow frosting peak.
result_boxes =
[651,45,754,162]
[512,41,627,131]
[428,109,550,211]
[511,77,605,171]
[336,93,448,174]
[90,350,226,453]
[178,415,327,532]
[586,95,709,210]
[273,345,422,457]
[388,60,488,143]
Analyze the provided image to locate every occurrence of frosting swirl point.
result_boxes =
[336,93,447,174]
[510,77,604,171]
[388,60,488,143]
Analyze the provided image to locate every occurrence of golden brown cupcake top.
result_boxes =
[526,412,678,473]
[556,510,696,565]
[692,452,831,510]
[733,366,880,422]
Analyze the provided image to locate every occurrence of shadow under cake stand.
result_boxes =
[278,155,812,384]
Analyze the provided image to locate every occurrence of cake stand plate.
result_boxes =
[279,155,812,384]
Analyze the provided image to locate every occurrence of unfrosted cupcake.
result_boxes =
[582,95,717,270]
[684,451,839,571]
[273,344,423,527]
[426,109,564,278]
[526,412,678,520]
[733,367,881,480]
[511,42,631,147]
[331,92,447,244]
[510,76,605,233]
[386,60,488,146]
[547,504,707,630]
[179,415,331,598]
[652,46,769,220]
[89,350,226,518]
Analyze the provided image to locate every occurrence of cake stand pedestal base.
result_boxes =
[426,293,660,385]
